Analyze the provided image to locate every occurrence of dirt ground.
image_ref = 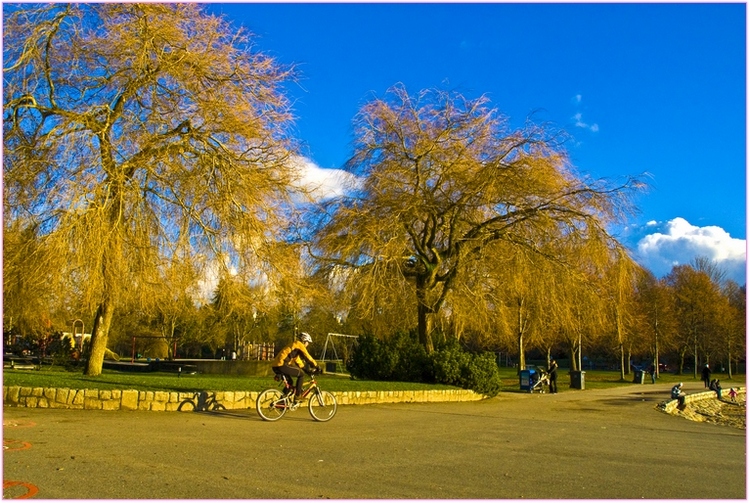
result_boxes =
[670,394,746,429]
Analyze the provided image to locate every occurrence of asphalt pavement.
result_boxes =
[2,381,745,499]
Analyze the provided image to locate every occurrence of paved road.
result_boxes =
[2,381,745,499]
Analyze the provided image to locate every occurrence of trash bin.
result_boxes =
[325,362,338,373]
[519,369,535,392]
[569,370,586,390]
[633,370,644,384]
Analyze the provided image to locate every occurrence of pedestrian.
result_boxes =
[671,382,686,407]
[709,378,722,399]
[728,388,737,402]
[547,359,559,394]
[647,363,656,384]
[701,363,711,388]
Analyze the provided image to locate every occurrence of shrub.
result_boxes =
[346,332,429,382]
[347,333,502,397]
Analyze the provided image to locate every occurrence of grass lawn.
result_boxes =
[3,365,743,395]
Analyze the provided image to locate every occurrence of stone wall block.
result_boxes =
[121,390,139,411]
[102,400,120,411]
[84,397,102,409]
[6,386,20,404]
[71,390,85,405]
[55,388,70,404]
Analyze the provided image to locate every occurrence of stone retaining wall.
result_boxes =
[3,386,484,411]
[659,387,746,414]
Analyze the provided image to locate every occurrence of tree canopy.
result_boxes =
[3,3,298,374]
[312,84,644,351]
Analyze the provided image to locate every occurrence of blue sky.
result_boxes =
[207,2,746,284]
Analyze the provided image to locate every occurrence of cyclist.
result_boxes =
[271,332,321,401]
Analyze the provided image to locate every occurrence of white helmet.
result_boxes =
[299,332,312,344]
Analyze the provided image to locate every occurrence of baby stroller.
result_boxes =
[529,366,550,393]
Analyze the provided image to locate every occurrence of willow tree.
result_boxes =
[4,4,297,375]
[602,249,643,380]
[634,269,676,379]
[665,265,723,377]
[312,84,642,351]
[721,280,745,379]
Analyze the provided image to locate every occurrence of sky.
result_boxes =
[207,2,747,285]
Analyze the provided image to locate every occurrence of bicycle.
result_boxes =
[255,368,337,422]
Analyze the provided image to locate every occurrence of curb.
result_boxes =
[3,386,485,411]
[657,387,746,414]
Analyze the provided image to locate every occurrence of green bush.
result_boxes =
[346,332,429,382]
[347,333,502,397]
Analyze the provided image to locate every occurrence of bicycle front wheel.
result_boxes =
[308,390,337,422]
[256,389,287,421]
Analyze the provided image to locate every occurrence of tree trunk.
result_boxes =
[677,347,687,375]
[615,307,625,381]
[517,331,525,374]
[727,338,733,379]
[654,331,660,379]
[415,276,434,353]
[417,300,434,353]
[569,344,578,372]
[626,345,632,376]
[516,298,528,374]
[84,301,115,376]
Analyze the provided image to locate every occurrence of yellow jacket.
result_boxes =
[272,341,318,368]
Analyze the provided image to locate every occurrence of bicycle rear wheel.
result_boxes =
[256,389,287,421]
[308,390,337,422]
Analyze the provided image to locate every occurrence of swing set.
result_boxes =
[318,332,358,375]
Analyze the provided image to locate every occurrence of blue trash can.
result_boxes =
[520,369,538,392]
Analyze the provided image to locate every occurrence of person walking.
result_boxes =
[728,388,738,402]
[647,363,656,384]
[701,364,712,388]
[547,359,559,394]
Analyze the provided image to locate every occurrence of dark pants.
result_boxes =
[273,365,304,397]
[549,377,557,393]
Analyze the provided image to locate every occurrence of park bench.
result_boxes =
[3,355,40,370]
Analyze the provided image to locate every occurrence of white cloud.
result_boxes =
[572,111,599,133]
[570,95,599,133]
[290,156,362,202]
[632,217,746,284]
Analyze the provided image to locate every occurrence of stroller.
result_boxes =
[529,366,550,393]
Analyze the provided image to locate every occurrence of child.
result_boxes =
[728,387,737,402]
